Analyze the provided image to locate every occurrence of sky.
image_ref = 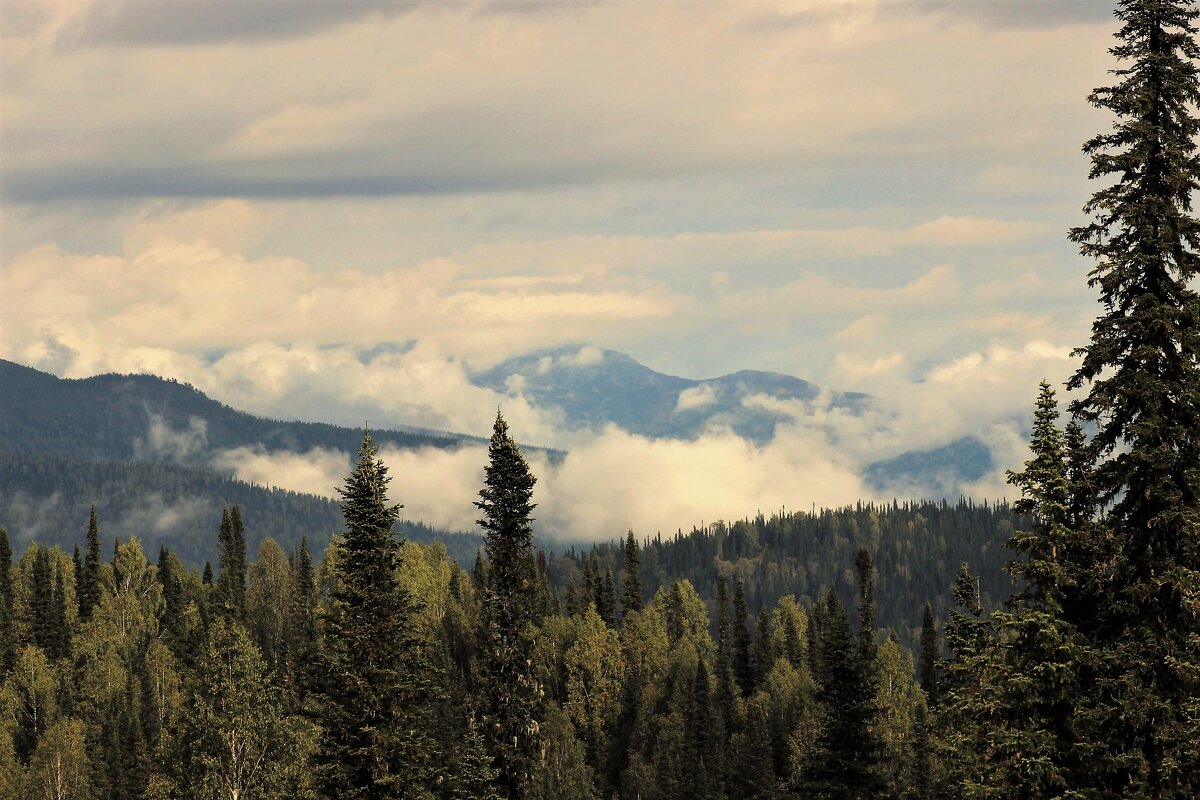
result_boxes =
[0,0,1125,540]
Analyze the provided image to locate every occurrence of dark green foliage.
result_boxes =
[686,658,724,800]
[201,560,213,585]
[80,505,101,622]
[0,528,13,673]
[620,530,643,618]
[48,566,70,661]
[214,505,247,620]
[808,587,885,799]
[733,578,752,696]
[918,603,939,706]
[475,412,543,799]
[597,568,615,626]
[1065,1,1200,794]
[315,430,443,799]
[751,606,774,688]
[855,548,877,663]
[714,575,738,732]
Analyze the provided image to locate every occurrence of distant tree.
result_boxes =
[0,528,13,673]
[620,530,643,619]
[733,578,752,696]
[80,505,102,622]
[918,602,940,706]
[214,506,247,621]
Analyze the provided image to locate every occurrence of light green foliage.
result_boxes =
[527,706,599,800]
[564,606,624,775]
[24,718,91,800]
[875,636,920,794]
[167,618,315,800]
[1,645,59,761]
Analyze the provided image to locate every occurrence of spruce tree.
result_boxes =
[732,578,752,696]
[996,383,1087,795]
[808,586,885,799]
[714,575,738,733]
[1066,1,1200,794]
[315,430,443,799]
[0,528,13,673]
[620,530,643,618]
[597,568,616,626]
[918,602,940,707]
[80,505,101,622]
[475,411,543,799]
[215,505,247,621]
[751,606,774,689]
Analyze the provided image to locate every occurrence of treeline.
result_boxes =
[549,499,1019,651]
[0,452,484,567]
[0,422,963,800]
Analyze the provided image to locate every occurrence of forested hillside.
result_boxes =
[0,452,484,567]
[0,359,470,466]
[550,500,1017,650]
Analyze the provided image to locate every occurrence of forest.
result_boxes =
[1,0,1199,797]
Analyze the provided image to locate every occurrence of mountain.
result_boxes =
[0,360,484,563]
[0,359,470,468]
[472,345,872,445]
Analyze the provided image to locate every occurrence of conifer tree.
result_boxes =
[808,586,885,799]
[315,430,443,798]
[686,658,724,800]
[1065,1,1200,793]
[215,505,247,621]
[201,561,213,586]
[620,530,643,618]
[80,505,101,622]
[48,566,69,661]
[733,578,752,696]
[714,575,738,732]
[475,412,543,799]
[597,569,616,626]
[918,602,940,707]
[0,528,13,673]
[751,606,774,688]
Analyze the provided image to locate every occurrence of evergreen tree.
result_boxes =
[201,561,213,586]
[751,606,774,689]
[0,528,13,673]
[475,412,543,799]
[1066,1,1200,794]
[714,575,738,732]
[733,578,752,696]
[855,548,878,663]
[214,506,247,621]
[80,505,101,622]
[620,530,643,619]
[315,430,443,799]
[918,602,940,707]
[48,566,70,661]
[686,658,724,800]
[597,568,616,627]
[808,586,885,799]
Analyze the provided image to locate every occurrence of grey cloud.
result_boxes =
[62,0,417,47]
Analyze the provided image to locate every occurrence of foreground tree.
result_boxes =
[315,430,442,799]
[1066,1,1200,794]
[475,412,543,799]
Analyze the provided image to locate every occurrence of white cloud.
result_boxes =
[675,384,718,413]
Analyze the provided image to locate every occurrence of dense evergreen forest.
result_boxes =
[1,0,1198,797]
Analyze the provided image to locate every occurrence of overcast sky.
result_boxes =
[0,1,1127,536]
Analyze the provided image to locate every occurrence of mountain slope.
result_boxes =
[0,359,470,468]
[472,345,871,444]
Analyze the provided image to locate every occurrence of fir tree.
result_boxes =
[714,575,738,733]
[48,566,70,661]
[475,412,543,799]
[733,578,752,696]
[201,561,213,586]
[918,602,940,707]
[597,568,616,626]
[751,606,775,689]
[215,505,247,621]
[80,505,101,622]
[1066,1,1200,794]
[620,530,643,619]
[0,528,13,673]
[315,430,443,799]
[808,586,885,799]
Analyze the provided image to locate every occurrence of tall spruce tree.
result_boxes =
[808,586,885,799]
[620,530,643,618]
[0,528,13,673]
[215,505,247,621]
[1065,1,1200,794]
[315,430,442,799]
[80,506,101,622]
[918,602,940,707]
[993,383,1088,796]
[733,578,752,696]
[475,411,542,799]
